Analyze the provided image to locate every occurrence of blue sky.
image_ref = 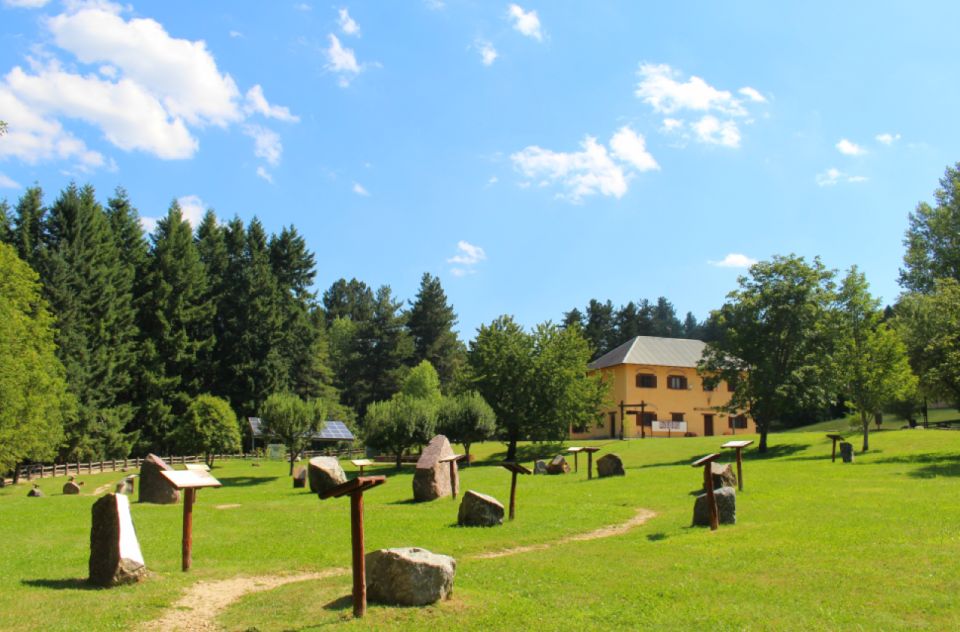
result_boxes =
[2,1,959,338]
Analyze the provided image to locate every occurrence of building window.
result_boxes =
[702,380,714,392]
[636,373,657,388]
[671,412,685,422]
[667,375,687,390]
[728,414,748,429]
[727,379,736,392]
[642,412,656,426]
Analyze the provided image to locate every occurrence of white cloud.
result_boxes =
[487,175,498,186]
[244,84,299,122]
[424,0,444,9]
[0,173,20,188]
[836,138,866,156]
[3,0,50,7]
[325,33,361,86]
[875,132,901,145]
[256,166,273,183]
[738,86,766,103]
[636,63,763,149]
[338,8,360,36]
[352,182,370,196]
[476,39,498,66]
[507,4,543,41]
[229,30,243,38]
[609,125,659,171]
[139,215,158,234]
[244,124,282,166]
[447,240,486,276]
[176,194,206,226]
[692,115,741,148]
[294,3,311,11]
[709,253,757,268]
[816,167,868,187]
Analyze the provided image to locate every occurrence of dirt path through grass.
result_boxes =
[471,507,656,559]
[140,569,348,632]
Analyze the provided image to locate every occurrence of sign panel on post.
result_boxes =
[653,420,687,433]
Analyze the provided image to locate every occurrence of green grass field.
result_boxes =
[3,430,960,631]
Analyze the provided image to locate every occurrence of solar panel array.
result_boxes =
[248,417,263,436]
[316,421,355,441]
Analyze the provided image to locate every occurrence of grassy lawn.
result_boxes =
[782,407,960,434]
[3,430,960,630]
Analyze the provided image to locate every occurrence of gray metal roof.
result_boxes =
[588,336,707,370]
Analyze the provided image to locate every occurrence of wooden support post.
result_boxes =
[721,440,752,492]
[449,460,458,498]
[703,466,718,531]
[827,434,843,463]
[509,471,518,521]
[350,490,366,618]
[182,488,195,571]
[587,451,593,479]
[572,450,578,473]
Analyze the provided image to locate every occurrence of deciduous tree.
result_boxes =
[437,391,496,464]
[260,392,325,475]
[174,395,241,468]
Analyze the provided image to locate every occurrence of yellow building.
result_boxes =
[571,335,755,439]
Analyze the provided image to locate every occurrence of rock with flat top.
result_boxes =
[413,435,458,502]
[308,457,347,494]
[89,493,147,587]
[293,466,307,488]
[138,454,179,505]
[27,485,43,497]
[709,462,737,489]
[366,547,456,606]
[546,455,570,475]
[457,490,504,527]
[596,453,625,477]
[692,486,736,526]
[63,481,81,495]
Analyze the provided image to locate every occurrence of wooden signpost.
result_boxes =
[691,453,721,531]
[438,454,465,499]
[350,459,375,477]
[566,447,584,472]
[582,447,601,480]
[500,462,532,521]
[827,434,844,462]
[159,470,222,571]
[319,476,387,618]
[721,439,753,492]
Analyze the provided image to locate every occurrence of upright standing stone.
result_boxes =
[596,454,625,477]
[366,547,456,606]
[546,455,570,475]
[840,442,855,463]
[457,490,504,526]
[709,462,737,489]
[308,457,347,494]
[413,435,457,502]
[693,486,737,526]
[89,493,147,587]
[138,454,180,504]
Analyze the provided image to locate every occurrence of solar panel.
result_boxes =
[316,421,355,441]
[248,417,263,436]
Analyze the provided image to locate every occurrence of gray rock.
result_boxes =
[27,485,43,497]
[62,481,81,495]
[413,435,457,502]
[88,493,147,587]
[119,476,136,495]
[546,455,570,475]
[692,486,736,526]
[840,442,855,463]
[457,490,504,527]
[138,454,180,505]
[596,453,625,477]
[710,462,737,489]
[308,457,347,494]
[366,547,456,606]
[293,466,307,488]
[533,460,548,475]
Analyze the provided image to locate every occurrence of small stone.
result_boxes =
[709,462,737,489]
[457,490,504,527]
[546,455,570,475]
[292,467,307,488]
[63,481,82,495]
[308,457,347,494]
[88,493,147,587]
[533,460,548,475]
[366,547,456,606]
[27,485,44,497]
[596,453,625,477]
[412,435,458,502]
[692,486,736,526]
[138,454,180,505]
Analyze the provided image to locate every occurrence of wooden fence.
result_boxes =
[8,447,365,485]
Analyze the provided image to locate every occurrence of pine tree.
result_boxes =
[41,184,138,459]
[357,285,414,411]
[12,186,45,268]
[0,200,11,244]
[195,210,229,394]
[407,272,463,388]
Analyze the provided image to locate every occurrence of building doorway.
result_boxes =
[703,414,714,437]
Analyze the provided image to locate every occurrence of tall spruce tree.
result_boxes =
[0,200,11,244]
[407,272,462,388]
[135,201,213,453]
[12,186,44,268]
[195,210,229,394]
[41,184,138,459]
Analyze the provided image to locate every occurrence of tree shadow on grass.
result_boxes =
[21,578,100,591]
[323,594,353,612]
[646,532,668,542]
[475,443,569,466]
[864,452,960,478]
[634,443,810,470]
[218,476,280,487]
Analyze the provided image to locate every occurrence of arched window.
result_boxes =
[635,373,657,388]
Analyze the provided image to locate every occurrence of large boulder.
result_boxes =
[840,442,855,463]
[596,454,625,477]
[457,490,504,527]
[88,493,147,587]
[709,462,737,489]
[546,455,570,475]
[366,547,456,606]
[308,457,347,494]
[413,435,458,502]
[138,454,179,505]
[692,486,737,526]
[63,478,82,495]
[533,460,548,475]
[292,466,307,489]
[27,485,43,497]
